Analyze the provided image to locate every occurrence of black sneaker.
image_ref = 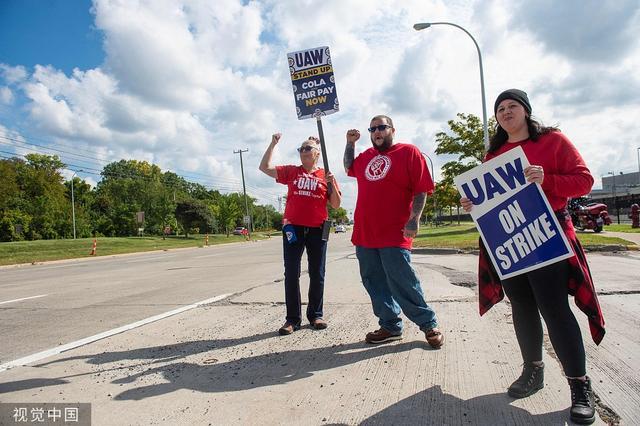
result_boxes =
[508,362,544,398]
[568,376,596,425]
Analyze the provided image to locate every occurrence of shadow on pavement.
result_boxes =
[111,340,426,400]
[360,386,567,425]
[1,334,430,400]
[33,331,278,367]
[0,377,69,394]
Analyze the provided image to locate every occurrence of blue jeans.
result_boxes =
[282,225,327,325]
[355,246,438,334]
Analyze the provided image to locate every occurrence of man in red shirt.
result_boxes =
[344,115,443,348]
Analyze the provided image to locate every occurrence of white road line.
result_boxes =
[0,294,48,305]
[0,293,231,373]
[193,253,225,259]
[125,255,177,264]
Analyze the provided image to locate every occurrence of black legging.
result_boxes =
[501,259,586,377]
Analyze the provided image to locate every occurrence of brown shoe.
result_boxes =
[365,328,403,344]
[278,322,300,335]
[311,318,328,330]
[425,328,444,348]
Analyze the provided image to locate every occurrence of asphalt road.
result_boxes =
[0,234,355,364]
[1,233,639,424]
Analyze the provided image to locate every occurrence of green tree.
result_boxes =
[328,206,348,224]
[95,160,166,236]
[217,195,242,236]
[0,159,20,212]
[175,200,214,237]
[433,182,463,223]
[434,113,495,185]
[432,113,496,222]
[65,177,94,238]
[250,204,282,231]
[18,154,68,239]
[0,209,31,242]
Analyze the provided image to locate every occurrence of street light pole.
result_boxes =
[636,147,640,185]
[421,152,438,225]
[70,170,82,239]
[608,171,619,224]
[413,22,489,150]
[234,149,251,237]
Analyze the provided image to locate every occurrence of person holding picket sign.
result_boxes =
[259,133,341,335]
[460,89,605,425]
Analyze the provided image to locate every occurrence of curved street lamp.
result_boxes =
[413,22,489,150]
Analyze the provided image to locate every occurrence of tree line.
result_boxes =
[0,113,487,241]
[1,155,348,241]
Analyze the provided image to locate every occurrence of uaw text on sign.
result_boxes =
[454,146,573,280]
[287,46,339,120]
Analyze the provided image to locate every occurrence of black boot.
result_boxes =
[508,362,544,398]
[568,376,596,425]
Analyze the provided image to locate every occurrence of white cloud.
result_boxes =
[0,0,639,212]
[0,64,28,85]
[0,87,13,104]
[513,0,640,63]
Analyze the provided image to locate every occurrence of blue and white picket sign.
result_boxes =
[287,46,339,120]
[453,146,573,279]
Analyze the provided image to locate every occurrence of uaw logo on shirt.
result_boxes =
[365,155,391,181]
[292,174,322,198]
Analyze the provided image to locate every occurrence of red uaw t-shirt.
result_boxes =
[348,143,434,249]
[276,165,331,228]
[485,132,594,211]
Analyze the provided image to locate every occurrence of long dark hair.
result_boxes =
[488,116,559,153]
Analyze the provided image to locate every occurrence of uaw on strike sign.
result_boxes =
[454,146,573,280]
[287,46,338,119]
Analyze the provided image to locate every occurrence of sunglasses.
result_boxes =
[368,124,392,133]
[297,145,316,153]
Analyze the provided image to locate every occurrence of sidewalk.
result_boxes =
[600,230,640,245]
[1,252,635,425]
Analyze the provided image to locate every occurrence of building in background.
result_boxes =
[588,171,640,224]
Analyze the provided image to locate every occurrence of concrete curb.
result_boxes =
[412,244,637,256]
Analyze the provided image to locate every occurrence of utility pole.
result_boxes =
[70,169,83,239]
[234,148,251,237]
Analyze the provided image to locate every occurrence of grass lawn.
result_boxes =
[0,233,272,266]
[413,222,636,250]
[604,224,640,233]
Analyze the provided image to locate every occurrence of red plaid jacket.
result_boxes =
[478,210,605,344]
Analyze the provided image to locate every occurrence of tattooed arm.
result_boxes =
[404,192,427,238]
[343,129,360,174]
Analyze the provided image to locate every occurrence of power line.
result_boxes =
[0,135,247,190]
[1,134,285,203]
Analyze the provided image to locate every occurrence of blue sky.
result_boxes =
[0,0,103,73]
[1,0,639,213]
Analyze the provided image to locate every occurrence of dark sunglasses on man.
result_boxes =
[297,145,316,153]
[367,124,392,133]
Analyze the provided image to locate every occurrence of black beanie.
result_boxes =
[494,89,532,115]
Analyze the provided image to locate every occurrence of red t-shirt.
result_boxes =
[485,131,594,211]
[276,165,332,227]
[348,143,434,249]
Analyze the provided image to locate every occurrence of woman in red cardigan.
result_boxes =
[461,89,604,425]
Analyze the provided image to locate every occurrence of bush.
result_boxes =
[0,210,32,241]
